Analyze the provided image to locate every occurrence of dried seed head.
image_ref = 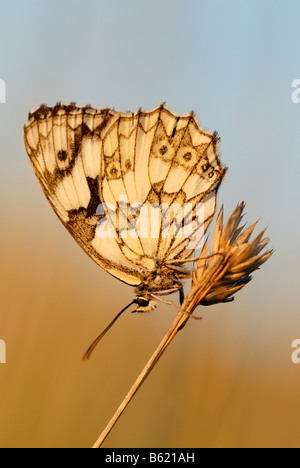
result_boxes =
[192,203,273,306]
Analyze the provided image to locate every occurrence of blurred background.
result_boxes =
[0,0,299,448]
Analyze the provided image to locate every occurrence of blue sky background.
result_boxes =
[0,0,300,448]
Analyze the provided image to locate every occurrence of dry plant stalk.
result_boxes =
[92,202,273,448]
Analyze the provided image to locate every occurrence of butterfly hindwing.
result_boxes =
[24,104,143,286]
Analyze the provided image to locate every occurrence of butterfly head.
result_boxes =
[134,270,185,312]
[134,297,157,313]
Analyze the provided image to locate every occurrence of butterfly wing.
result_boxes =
[142,105,225,263]
[24,103,226,289]
[23,103,142,286]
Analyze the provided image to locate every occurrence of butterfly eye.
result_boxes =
[208,171,214,178]
[202,163,209,171]
[135,297,149,307]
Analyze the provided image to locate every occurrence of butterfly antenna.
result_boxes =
[82,301,136,361]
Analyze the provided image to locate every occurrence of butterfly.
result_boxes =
[23,103,226,320]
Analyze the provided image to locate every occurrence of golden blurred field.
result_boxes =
[0,190,299,448]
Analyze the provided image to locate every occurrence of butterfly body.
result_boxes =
[24,103,226,311]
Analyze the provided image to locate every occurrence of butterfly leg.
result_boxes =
[178,286,188,331]
[179,286,185,305]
